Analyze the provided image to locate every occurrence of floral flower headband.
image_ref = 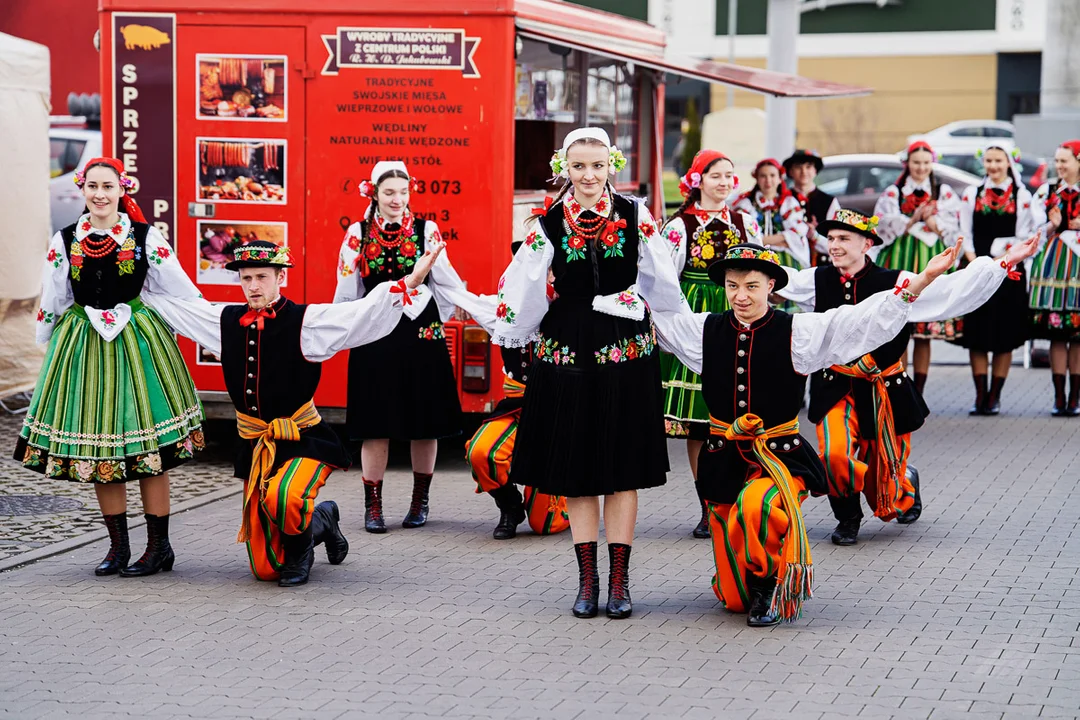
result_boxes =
[73,167,136,192]
[549,146,627,180]
[358,176,420,198]
[974,145,1023,173]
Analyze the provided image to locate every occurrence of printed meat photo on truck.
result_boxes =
[197,137,285,203]
[196,220,288,285]
[197,54,286,120]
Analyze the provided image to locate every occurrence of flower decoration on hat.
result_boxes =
[609,146,627,172]
[358,179,375,198]
[837,209,879,233]
[232,243,292,266]
[727,245,781,264]
[549,148,568,179]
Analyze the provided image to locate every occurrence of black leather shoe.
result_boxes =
[606,543,633,619]
[572,542,599,618]
[95,513,130,576]
[746,573,781,627]
[363,480,387,534]
[830,518,860,545]
[313,501,349,565]
[895,465,922,525]
[402,472,432,528]
[278,527,314,587]
[969,373,988,415]
[692,500,711,539]
[120,514,174,577]
[490,484,526,540]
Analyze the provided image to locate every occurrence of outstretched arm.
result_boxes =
[776,264,818,310]
[142,227,225,353]
[906,235,1039,322]
[300,240,445,361]
[791,241,963,375]
[652,307,708,375]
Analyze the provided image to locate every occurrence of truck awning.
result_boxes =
[514,18,870,99]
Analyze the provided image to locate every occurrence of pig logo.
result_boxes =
[120,24,171,51]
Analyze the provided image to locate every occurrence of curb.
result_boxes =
[0,484,242,574]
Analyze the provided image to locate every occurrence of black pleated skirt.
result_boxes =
[958,267,1030,353]
[510,298,669,498]
[346,301,462,441]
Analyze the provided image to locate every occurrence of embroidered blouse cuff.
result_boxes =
[893,278,920,304]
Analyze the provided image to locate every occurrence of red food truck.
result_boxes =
[96,0,864,421]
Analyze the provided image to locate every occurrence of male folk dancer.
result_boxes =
[784,149,840,267]
[777,209,1038,544]
[155,240,443,586]
[654,242,964,626]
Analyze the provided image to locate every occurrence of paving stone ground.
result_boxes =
[1,364,1078,720]
[0,403,239,562]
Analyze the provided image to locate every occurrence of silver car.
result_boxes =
[817,154,982,216]
[49,125,102,234]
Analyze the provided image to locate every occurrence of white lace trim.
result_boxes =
[492,332,540,348]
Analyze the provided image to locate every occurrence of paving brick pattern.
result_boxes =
[1,365,1078,720]
[0,410,239,562]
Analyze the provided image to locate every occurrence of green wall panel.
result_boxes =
[715,0,996,36]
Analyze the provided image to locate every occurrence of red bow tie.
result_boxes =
[239,306,277,331]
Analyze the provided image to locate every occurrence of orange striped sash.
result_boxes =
[235,400,321,543]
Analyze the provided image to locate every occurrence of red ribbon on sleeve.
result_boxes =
[892,278,910,295]
[531,196,555,216]
[1000,259,1021,281]
[390,279,414,305]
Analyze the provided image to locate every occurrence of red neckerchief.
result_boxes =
[239,306,276,331]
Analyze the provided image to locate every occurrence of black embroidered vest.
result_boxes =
[807,261,928,435]
[61,221,150,308]
[540,193,640,300]
[220,297,350,477]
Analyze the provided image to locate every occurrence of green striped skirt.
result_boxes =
[1029,237,1080,340]
[877,233,960,341]
[13,299,205,483]
[662,273,727,438]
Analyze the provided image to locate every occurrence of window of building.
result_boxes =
[513,38,639,192]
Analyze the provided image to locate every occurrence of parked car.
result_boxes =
[906,120,1015,149]
[817,154,982,216]
[49,123,102,234]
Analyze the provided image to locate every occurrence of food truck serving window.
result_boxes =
[513,38,637,192]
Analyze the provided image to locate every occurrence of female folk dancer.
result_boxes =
[492,128,686,619]
[14,157,205,577]
[957,145,1035,415]
[1029,140,1080,416]
[873,141,962,394]
[335,161,482,531]
[660,149,762,538]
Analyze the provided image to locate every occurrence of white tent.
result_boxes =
[0,32,50,398]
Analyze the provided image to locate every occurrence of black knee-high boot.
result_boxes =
[95,513,130,576]
[606,543,633,619]
[1052,373,1067,416]
[984,376,1005,415]
[402,472,432,528]
[119,514,174,577]
[363,477,386,534]
[278,526,314,587]
[1068,374,1080,417]
[572,542,599,618]
[490,484,526,540]
[969,373,988,415]
[312,501,349,565]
